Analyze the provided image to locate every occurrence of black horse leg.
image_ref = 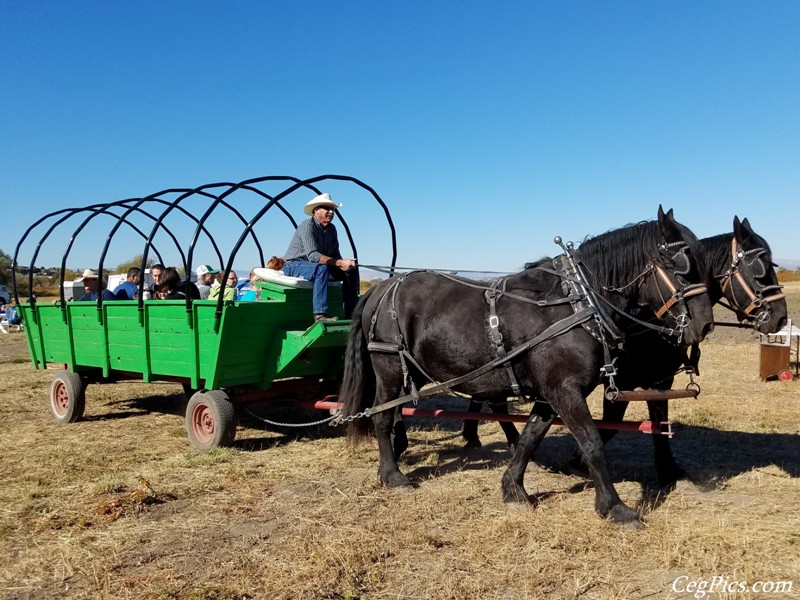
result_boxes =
[567,397,629,475]
[373,408,412,487]
[462,400,483,448]
[502,401,555,504]
[391,409,408,459]
[462,398,520,452]
[488,399,520,453]
[554,392,641,525]
[599,397,628,444]
[647,399,688,485]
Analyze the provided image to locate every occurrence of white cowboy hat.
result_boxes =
[77,268,99,281]
[304,193,342,216]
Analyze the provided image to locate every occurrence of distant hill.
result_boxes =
[776,258,800,271]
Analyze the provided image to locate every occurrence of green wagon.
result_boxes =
[12,175,396,449]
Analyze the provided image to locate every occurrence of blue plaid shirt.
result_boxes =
[284,218,342,263]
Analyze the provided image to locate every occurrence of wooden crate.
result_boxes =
[759,343,791,380]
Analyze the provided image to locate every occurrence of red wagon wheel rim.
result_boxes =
[52,381,69,417]
[191,403,215,443]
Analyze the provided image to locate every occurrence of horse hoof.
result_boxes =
[504,499,534,512]
[385,474,413,489]
[619,518,645,531]
[672,478,703,494]
[502,488,535,507]
[463,439,482,449]
[608,504,642,529]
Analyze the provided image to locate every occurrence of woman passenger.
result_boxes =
[157,267,186,299]
[209,271,237,301]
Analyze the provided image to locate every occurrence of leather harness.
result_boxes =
[358,239,709,417]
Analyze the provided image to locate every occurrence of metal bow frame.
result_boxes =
[12,175,397,332]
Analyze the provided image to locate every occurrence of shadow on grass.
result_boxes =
[393,416,800,512]
[84,392,188,421]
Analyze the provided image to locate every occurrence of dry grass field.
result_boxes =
[1,284,798,599]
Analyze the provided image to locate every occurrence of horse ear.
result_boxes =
[734,216,754,241]
[657,206,676,227]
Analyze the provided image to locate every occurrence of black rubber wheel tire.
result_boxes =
[185,389,237,450]
[50,371,86,424]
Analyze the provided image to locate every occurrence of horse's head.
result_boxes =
[635,206,715,346]
[576,207,715,347]
[718,216,787,334]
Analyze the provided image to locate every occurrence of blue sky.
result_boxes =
[2,1,799,274]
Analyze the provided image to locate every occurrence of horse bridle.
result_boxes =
[631,241,707,342]
[719,237,785,327]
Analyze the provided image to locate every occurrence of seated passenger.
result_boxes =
[148,263,165,297]
[209,271,237,301]
[236,268,262,301]
[113,267,142,300]
[157,267,186,300]
[283,194,359,321]
[195,264,220,299]
[77,269,117,301]
[267,256,286,271]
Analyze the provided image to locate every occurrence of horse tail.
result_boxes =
[339,286,376,443]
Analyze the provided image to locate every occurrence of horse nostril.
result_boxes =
[701,321,715,339]
[774,315,787,331]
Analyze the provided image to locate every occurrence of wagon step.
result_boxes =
[273,320,352,375]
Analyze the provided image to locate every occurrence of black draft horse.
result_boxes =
[339,208,715,526]
[464,217,789,486]
[566,216,789,483]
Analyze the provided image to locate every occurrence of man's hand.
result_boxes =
[336,258,357,271]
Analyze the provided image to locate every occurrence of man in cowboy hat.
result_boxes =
[77,269,117,302]
[283,193,359,321]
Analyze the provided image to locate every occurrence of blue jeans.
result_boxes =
[283,261,359,316]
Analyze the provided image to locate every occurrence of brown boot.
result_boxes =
[314,314,338,322]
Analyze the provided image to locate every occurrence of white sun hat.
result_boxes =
[77,268,99,281]
[303,193,342,216]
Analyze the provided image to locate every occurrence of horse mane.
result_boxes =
[700,233,733,277]
[524,257,552,270]
[576,219,706,290]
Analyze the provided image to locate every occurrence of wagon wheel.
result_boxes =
[185,390,237,450]
[778,369,793,382]
[50,371,86,424]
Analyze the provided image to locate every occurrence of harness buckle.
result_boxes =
[600,362,618,378]
[489,315,499,328]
